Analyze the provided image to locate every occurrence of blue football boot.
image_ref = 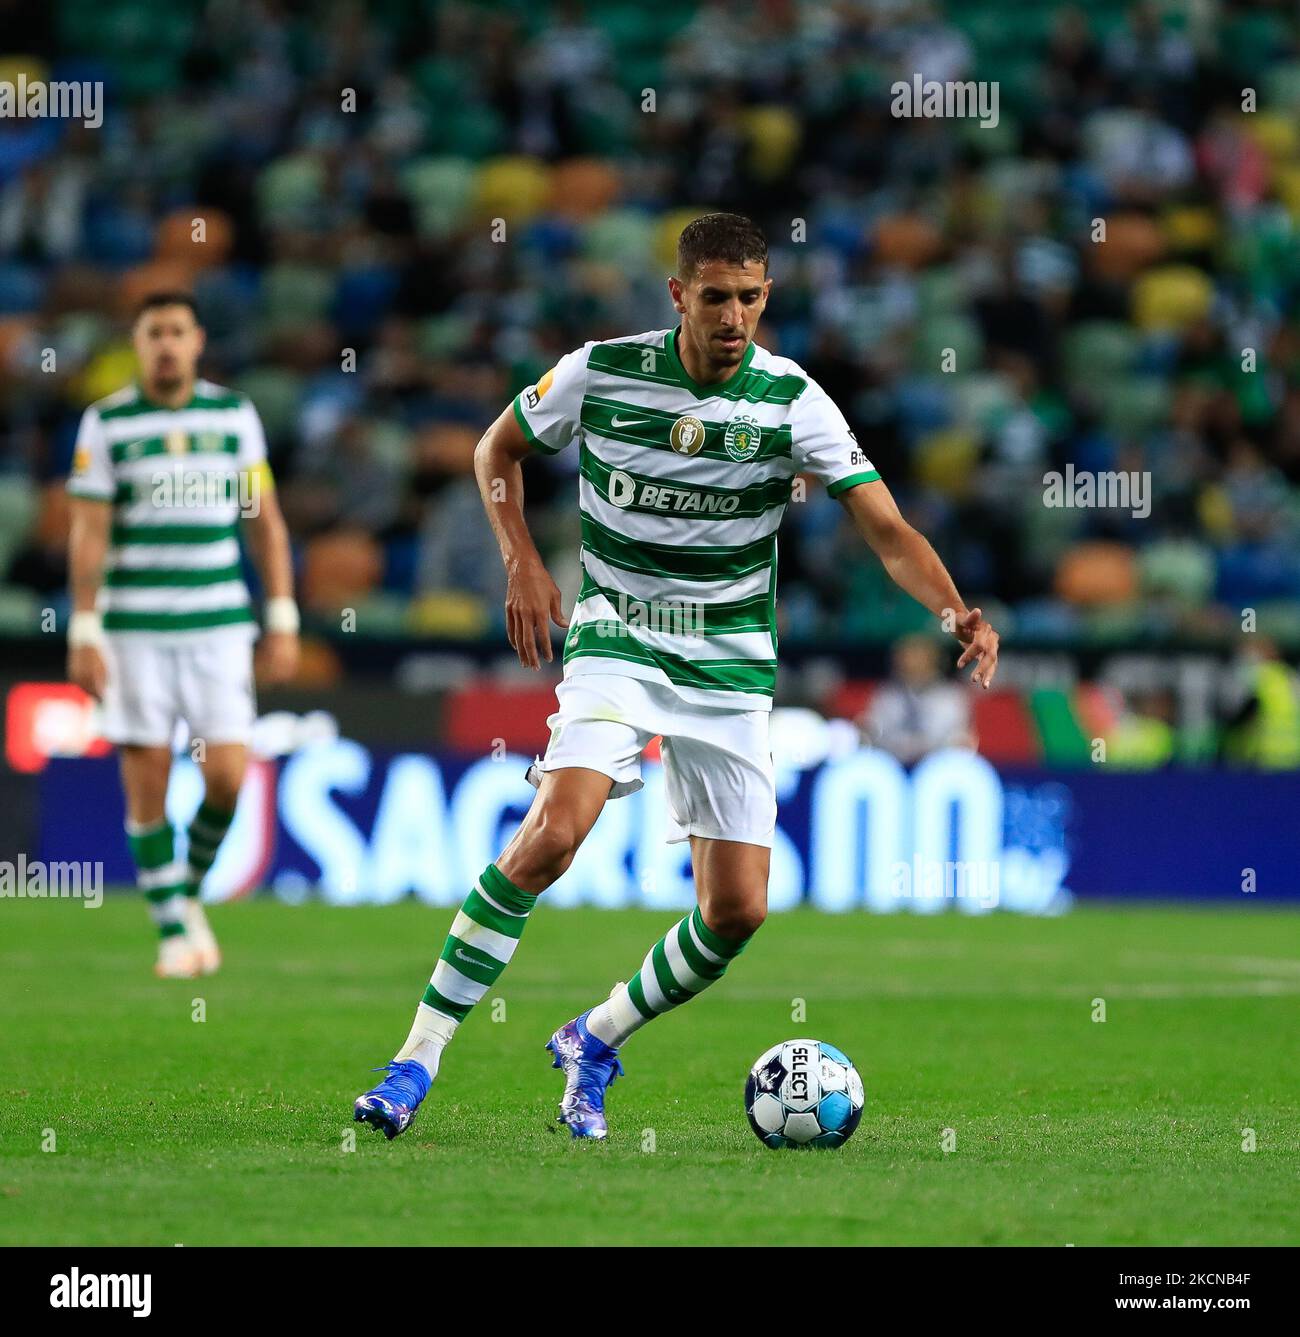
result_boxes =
[545,1010,624,1140]
[353,1059,432,1140]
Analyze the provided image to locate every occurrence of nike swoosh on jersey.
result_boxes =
[610,415,653,429]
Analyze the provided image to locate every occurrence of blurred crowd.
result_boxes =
[2,0,1300,657]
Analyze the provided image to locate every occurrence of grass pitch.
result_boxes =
[1,895,1297,1246]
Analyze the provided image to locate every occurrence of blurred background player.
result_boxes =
[65,293,300,978]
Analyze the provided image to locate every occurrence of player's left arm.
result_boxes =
[241,472,299,683]
[237,397,300,683]
[838,478,999,689]
[790,379,998,687]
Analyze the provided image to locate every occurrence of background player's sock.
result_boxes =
[585,906,751,1048]
[126,818,188,937]
[394,864,539,1074]
[185,800,235,895]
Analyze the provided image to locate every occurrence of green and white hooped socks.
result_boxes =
[585,906,752,1049]
[126,819,187,938]
[185,801,235,896]
[394,864,540,1076]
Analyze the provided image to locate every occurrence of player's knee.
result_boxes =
[705,898,767,942]
[123,767,170,820]
[201,754,247,811]
[203,774,242,812]
[520,810,583,885]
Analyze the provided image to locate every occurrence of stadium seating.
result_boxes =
[0,0,1296,761]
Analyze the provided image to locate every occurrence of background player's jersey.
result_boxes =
[67,379,269,637]
[513,328,879,710]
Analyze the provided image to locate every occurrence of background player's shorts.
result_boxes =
[525,673,777,848]
[100,631,256,748]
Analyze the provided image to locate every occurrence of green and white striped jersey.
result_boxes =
[513,328,880,710]
[67,380,268,637]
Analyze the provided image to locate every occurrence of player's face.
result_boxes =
[670,260,771,375]
[133,305,204,394]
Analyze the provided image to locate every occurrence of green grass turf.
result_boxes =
[1,895,1297,1246]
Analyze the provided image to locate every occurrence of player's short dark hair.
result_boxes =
[676,213,769,278]
[134,291,200,322]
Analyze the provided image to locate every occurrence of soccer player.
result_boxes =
[354,213,999,1139]
[66,293,300,978]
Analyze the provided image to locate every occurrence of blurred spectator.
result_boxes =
[1105,687,1177,769]
[1220,638,1300,769]
[862,635,975,763]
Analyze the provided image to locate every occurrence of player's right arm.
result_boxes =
[474,405,567,669]
[65,407,115,699]
[477,346,590,669]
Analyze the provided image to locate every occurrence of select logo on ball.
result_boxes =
[745,1038,864,1149]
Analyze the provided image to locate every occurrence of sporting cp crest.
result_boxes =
[724,413,761,462]
[165,429,190,456]
[669,415,706,456]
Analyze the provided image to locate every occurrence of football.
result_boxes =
[745,1038,865,1149]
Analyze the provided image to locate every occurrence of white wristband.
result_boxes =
[68,610,105,649]
[264,597,300,635]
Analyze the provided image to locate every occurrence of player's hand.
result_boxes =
[505,557,568,670]
[68,644,108,700]
[954,607,999,689]
[258,632,300,684]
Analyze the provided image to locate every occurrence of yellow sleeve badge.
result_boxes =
[242,460,275,491]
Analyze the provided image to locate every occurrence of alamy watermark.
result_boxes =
[890,856,1000,909]
[0,856,103,908]
[50,1269,151,1317]
[1043,465,1151,519]
[0,75,103,129]
[891,75,999,129]
[593,591,705,639]
[150,466,262,517]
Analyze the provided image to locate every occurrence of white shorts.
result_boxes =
[525,674,777,848]
[100,632,256,748]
